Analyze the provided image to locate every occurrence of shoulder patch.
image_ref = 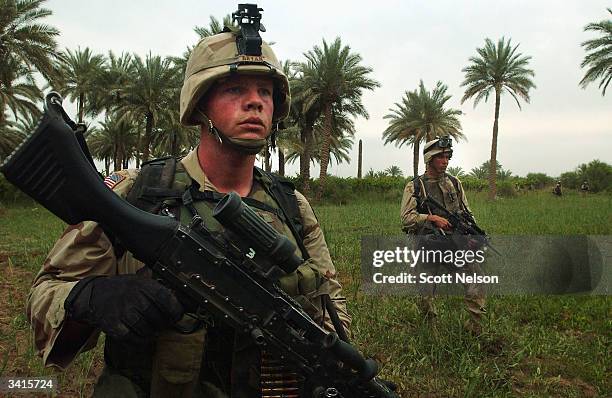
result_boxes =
[103,172,126,190]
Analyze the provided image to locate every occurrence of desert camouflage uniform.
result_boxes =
[27,148,350,397]
[400,174,486,326]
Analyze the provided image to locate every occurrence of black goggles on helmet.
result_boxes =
[425,136,453,153]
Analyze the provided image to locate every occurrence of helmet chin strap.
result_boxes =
[195,109,267,155]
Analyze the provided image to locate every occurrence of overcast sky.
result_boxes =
[45,0,611,178]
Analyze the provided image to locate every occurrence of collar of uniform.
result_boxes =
[180,148,218,192]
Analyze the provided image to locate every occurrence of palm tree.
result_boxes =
[114,53,180,164]
[285,129,354,168]
[0,108,39,161]
[580,8,612,95]
[461,37,535,200]
[194,15,233,38]
[446,166,465,178]
[0,115,25,160]
[0,56,42,125]
[469,165,488,180]
[0,0,60,82]
[286,60,319,194]
[384,165,403,178]
[275,121,302,177]
[151,115,199,158]
[87,125,113,175]
[469,160,502,180]
[297,38,379,199]
[148,63,198,159]
[95,114,138,171]
[54,47,106,123]
[90,51,135,113]
[170,15,235,77]
[284,104,356,170]
[383,80,463,177]
[357,139,363,179]
[313,104,356,163]
[497,168,513,181]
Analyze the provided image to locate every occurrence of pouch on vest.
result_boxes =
[150,328,206,398]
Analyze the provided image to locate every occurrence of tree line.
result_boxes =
[1,1,610,200]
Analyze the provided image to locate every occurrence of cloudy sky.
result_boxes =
[45,0,611,177]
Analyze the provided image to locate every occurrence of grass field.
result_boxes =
[0,190,610,397]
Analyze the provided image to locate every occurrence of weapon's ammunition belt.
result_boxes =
[260,350,303,398]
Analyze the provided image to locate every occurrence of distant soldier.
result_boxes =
[400,136,486,335]
[580,180,590,196]
[553,181,563,196]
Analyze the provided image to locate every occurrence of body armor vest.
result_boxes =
[106,157,324,398]
[413,174,466,235]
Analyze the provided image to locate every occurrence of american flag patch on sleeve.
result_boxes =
[103,173,126,189]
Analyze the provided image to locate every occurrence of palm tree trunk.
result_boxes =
[300,125,313,196]
[113,143,119,172]
[142,112,153,162]
[357,139,362,179]
[413,139,420,177]
[489,88,501,200]
[317,103,333,200]
[135,131,142,168]
[117,143,125,171]
[104,156,110,176]
[278,148,285,176]
[78,93,84,124]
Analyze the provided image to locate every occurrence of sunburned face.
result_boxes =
[429,152,451,175]
[202,75,274,141]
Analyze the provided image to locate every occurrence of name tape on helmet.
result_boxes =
[238,55,266,63]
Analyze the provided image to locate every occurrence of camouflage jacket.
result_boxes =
[400,173,473,234]
[26,148,351,369]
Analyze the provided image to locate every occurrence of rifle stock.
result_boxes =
[0,93,177,265]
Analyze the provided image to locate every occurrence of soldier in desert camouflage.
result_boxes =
[580,180,590,196]
[400,137,486,335]
[26,21,350,398]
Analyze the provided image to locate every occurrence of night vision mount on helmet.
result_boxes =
[232,3,266,56]
[423,135,454,163]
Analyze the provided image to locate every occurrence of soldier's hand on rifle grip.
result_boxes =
[427,214,452,230]
[64,275,185,341]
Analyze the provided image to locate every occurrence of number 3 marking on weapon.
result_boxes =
[246,248,256,259]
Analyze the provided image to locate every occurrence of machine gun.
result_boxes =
[0,93,398,398]
[417,193,501,256]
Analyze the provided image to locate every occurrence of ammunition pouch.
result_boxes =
[278,259,324,319]
[150,328,206,398]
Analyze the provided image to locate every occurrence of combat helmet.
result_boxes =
[423,136,453,164]
[179,5,290,153]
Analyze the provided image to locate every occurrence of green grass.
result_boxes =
[0,191,610,397]
[316,190,611,397]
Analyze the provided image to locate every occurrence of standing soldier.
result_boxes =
[553,180,563,196]
[580,180,590,196]
[400,136,486,335]
[25,6,352,397]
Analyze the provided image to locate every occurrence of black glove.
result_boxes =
[64,275,184,341]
